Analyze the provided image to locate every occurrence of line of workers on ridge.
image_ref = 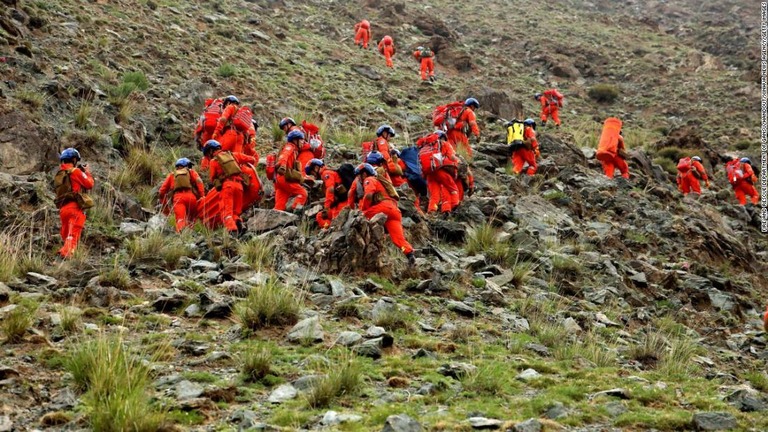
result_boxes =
[353,19,436,82]
[52,95,760,260]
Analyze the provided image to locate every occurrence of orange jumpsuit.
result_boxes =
[354,20,371,48]
[422,140,459,213]
[378,36,395,68]
[209,151,256,232]
[540,89,563,126]
[315,168,349,229]
[731,162,759,205]
[57,163,94,258]
[596,118,629,179]
[359,176,413,255]
[512,126,539,176]
[274,143,308,211]
[676,160,708,195]
[204,105,257,171]
[448,108,480,157]
[158,169,205,232]
[413,50,435,80]
[369,137,407,187]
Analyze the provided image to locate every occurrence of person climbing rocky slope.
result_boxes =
[0,0,766,430]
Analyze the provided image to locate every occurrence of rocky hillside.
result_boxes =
[1,0,766,431]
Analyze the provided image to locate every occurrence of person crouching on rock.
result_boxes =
[351,163,415,266]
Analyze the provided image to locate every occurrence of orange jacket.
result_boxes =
[692,160,708,181]
[597,118,623,157]
[413,50,434,60]
[742,162,757,183]
[209,151,257,183]
[355,20,370,30]
[319,168,342,209]
[543,89,563,108]
[59,163,95,193]
[524,126,539,151]
[454,108,480,136]
[378,37,394,52]
[159,169,205,200]
[374,137,400,174]
[276,143,299,172]
[213,106,256,142]
[360,176,394,211]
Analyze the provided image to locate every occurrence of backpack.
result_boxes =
[265,154,276,181]
[201,98,223,130]
[506,120,526,150]
[215,152,242,178]
[432,101,465,130]
[173,168,200,196]
[375,169,399,201]
[53,168,94,210]
[725,160,745,185]
[418,142,446,175]
[420,47,433,58]
[399,146,428,196]
[336,163,356,191]
[676,157,692,173]
[231,106,253,132]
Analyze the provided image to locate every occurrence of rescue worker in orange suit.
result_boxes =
[354,19,371,49]
[296,121,325,174]
[728,157,759,205]
[412,46,435,82]
[54,148,95,258]
[354,163,416,265]
[676,156,709,195]
[211,95,253,154]
[274,130,309,212]
[596,117,630,179]
[510,118,540,176]
[205,140,256,235]
[305,159,349,229]
[447,98,481,158]
[158,158,205,232]
[535,89,564,128]
[418,131,460,215]
[378,35,396,68]
[364,125,407,187]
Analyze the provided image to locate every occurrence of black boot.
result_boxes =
[406,252,416,266]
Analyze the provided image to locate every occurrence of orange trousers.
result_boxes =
[219,129,245,153]
[541,106,561,126]
[363,200,413,255]
[426,169,459,213]
[420,58,434,80]
[447,129,472,158]
[512,148,537,176]
[678,171,701,195]
[732,181,759,205]
[59,202,86,258]
[382,46,394,67]
[316,202,347,229]
[354,29,369,48]
[220,180,244,232]
[596,153,629,179]
[274,175,308,211]
[172,191,199,232]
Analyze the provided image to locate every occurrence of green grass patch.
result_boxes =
[234,280,302,330]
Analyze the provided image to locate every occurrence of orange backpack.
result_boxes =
[677,157,692,172]
[432,101,465,130]
[232,106,253,132]
[201,99,223,130]
[265,154,276,181]
[725,160,746,185]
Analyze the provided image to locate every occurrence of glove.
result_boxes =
[535,149,541,157]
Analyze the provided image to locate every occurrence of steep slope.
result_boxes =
[0,0,766,431]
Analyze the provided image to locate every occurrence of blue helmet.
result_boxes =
[740,157,751,164]
[354,163,376,177]
[287,130,305,142]
[376,124,396,137]
[203,140,222,154]
[435,130,447,141]
[464,97,479,108]
[304,158,324,175]
[60,148,81,162]
[175,158,192,168]
[366,151,385,165]
[279,117,296,129]
[691,156,702,162]
[534,93,542,100]
[223,95,240,105]
[524,118,536,126]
